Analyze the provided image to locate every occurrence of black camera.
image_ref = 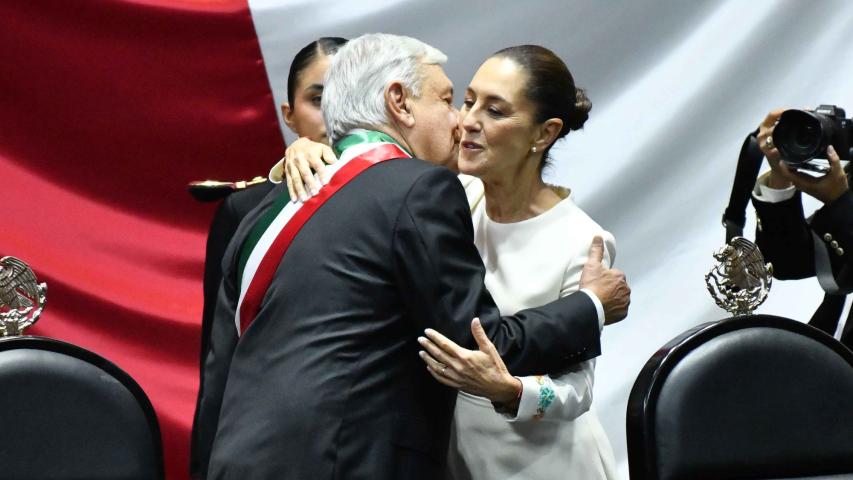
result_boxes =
[772,104,853,172]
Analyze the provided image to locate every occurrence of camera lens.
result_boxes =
[773,110,824,165]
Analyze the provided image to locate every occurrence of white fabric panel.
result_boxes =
[249,1,853,477]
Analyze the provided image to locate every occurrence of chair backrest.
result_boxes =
[627,315,853,480]
[0,336,164,480]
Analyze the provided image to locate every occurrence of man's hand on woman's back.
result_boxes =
[580,236,631,325]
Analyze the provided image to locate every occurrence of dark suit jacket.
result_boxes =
[196,158,602,479]
[754,187,853,347]
[198,182,277,368]
[190,181,275,478]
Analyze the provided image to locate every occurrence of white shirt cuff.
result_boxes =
[503,375,543,421]
[579,288,605,331]
[753,174,795,203]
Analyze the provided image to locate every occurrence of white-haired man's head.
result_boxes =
[322,33,460,168]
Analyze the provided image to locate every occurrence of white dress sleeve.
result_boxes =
[505,360,596,423]
[504,231,615,423]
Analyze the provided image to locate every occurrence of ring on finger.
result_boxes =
[765,136,774,149]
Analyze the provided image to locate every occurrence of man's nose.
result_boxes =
[452,122,462,144]
[450,108,461,130]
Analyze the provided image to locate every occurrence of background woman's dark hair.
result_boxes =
[287,37,348,105]
[492,45,591,165]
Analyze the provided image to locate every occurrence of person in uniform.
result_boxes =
[752,108,853,348]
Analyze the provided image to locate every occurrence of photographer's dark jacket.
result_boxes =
[752,177,853,347]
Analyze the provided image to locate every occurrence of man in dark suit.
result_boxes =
[196,33,631,479]
[752,108,852,348]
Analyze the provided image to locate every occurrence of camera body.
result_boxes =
[773,104,853,172]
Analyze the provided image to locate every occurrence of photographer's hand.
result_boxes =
[778,145,849,204]
[758,108,793,189]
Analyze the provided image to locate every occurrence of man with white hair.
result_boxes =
[197,33,629,479]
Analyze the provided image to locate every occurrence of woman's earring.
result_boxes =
[531,146,538,153]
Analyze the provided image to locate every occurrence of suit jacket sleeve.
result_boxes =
[190,203,242,479]
[392,167,601,376]
[753,190,816,279]
[198,182,277,366]
[810,189,853,286]
[200,197,241,369]
[190,196,240,478]
[192,258,240,478]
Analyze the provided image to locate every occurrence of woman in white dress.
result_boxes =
[416,45,619,479]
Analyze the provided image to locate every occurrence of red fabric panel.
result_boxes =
[0,1,284,478]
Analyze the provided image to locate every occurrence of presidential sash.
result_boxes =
[234,131,411,335]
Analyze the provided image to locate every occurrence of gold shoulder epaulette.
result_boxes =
[188,176,268,202]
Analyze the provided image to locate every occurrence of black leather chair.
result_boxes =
[627,315,853,480]
[0,335,164,479]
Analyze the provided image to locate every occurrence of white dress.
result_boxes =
[447,176,618,480]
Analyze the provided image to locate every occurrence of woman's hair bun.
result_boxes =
[567,87,591,132]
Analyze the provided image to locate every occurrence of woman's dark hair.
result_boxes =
[491,45,591,165]
[287,37,348,105]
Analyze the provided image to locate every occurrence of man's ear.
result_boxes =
[384,81,416,128]
[281,102,296,131]
[533,118,563,152]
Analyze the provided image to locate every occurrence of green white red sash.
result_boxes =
[234,130,411,335]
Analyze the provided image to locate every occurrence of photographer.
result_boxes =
[752,108,853,348]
